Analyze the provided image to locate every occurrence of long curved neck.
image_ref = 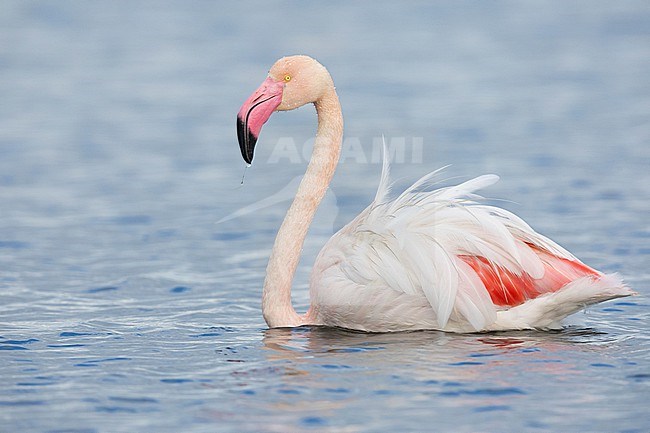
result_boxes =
[262,86,343,327]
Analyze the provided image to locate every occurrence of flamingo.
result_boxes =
[236,55,633,332]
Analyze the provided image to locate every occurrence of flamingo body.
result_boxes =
[236,55,633,332]
[308,164,628,332]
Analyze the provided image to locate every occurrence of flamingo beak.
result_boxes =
[237,77,284,164]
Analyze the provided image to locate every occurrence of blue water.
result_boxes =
[1,1,649,432]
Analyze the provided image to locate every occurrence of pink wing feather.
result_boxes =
[461,243,600,307]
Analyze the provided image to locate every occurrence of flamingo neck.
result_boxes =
[262,86,343,327]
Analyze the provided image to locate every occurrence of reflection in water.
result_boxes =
[263,325,618,355]
[261,326,622,383]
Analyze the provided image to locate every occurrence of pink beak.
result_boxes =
[236,77,284,164]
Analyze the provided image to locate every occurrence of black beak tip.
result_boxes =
[237,116,257,165]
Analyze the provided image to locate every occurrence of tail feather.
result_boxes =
[491,273,635,330]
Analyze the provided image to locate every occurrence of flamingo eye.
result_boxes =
[284,75,291,82]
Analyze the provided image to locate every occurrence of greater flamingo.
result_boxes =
[236,55,633,332]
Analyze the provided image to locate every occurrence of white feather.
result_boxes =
[373,137,392,205]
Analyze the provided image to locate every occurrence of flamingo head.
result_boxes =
[237,55,332,164]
